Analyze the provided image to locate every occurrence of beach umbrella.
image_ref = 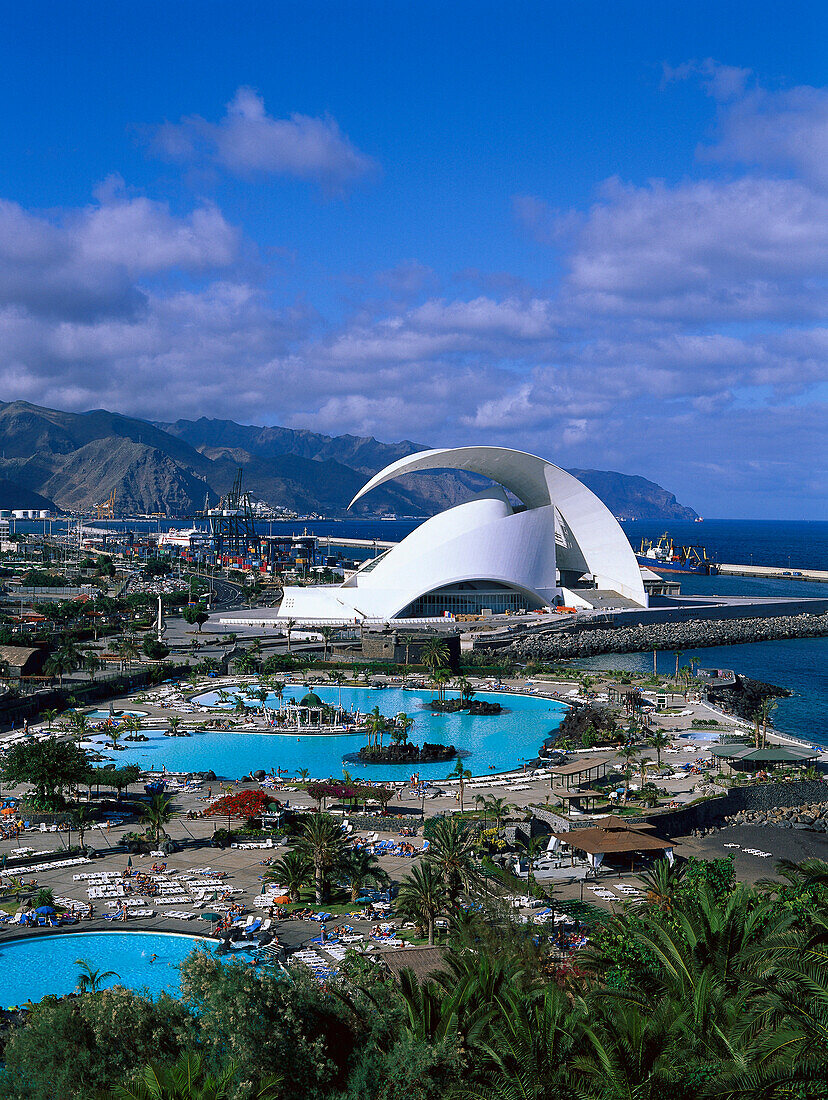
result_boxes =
[34,905,55,915]
[201,912,221,923]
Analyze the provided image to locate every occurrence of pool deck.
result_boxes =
[2,672,826,954]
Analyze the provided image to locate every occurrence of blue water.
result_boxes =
[623,520,828,572]
[91,685,567,780]
[0,932,208,1006]
[572,637,827,747]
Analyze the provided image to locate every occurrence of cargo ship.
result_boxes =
[635,534,718,575]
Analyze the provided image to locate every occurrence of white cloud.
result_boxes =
[152,87,377,193]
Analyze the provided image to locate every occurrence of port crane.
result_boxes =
[95,488,117,520]
[208,467,257,556]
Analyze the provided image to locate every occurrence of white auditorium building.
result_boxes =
[269,446,648,624]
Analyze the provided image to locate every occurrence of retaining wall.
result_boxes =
[645,779,828,839]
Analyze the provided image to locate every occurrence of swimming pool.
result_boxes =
[91,684,566,780]
[0,931,209,1006]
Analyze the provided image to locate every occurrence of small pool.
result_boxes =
[104,684,567,780]
[0,931,209,1006]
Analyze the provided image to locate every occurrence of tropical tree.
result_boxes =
[635,857,687,913]
[396,862,449,945]
[339,847,390,902]
[265,850,311,903]
[283,618,296,653]
[448,757,472,812]
[41,708,59,731]
[365,705,388,751]
[319,625,335,662]
[101,1051,281,1100]
[75,957,120,994]
[141,793,175,846]
[167,716,181,737]
[483,796,515,833]
[84,652,104,681]
[432,667,453,705]
[45,646,79,687]
[616,743,641,799]
[1,738,90,809]
[426,816,482,906]
[673,649,683,681]
[293,812,350,904]
[421,637,450,676]
[390,711,414,746]
[647,729,671,768]
[456,677,475,703]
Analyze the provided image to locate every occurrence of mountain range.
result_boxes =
[0,400,698,521]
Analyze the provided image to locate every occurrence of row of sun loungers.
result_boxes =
[1,856,90,878]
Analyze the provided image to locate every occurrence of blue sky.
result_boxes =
[0,1,826,518]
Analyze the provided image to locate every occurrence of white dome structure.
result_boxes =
[277,446,647,622]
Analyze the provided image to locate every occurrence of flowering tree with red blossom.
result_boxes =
[205,789,278,833]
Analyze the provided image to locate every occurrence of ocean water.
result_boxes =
[92,685,567,781]
[571,638,827,748]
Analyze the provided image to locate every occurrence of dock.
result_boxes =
[718,563,828,583]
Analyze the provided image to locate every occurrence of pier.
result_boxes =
[718,563,828,583]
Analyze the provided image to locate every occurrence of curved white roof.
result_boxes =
[276,445,646,621]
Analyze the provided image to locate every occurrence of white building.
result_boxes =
[275,446,647,623]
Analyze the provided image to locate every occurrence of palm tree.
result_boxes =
[483,796,515,833]
[108,725,125,751]
[340,847,390,902]
[45,649,75,687]
[635,857,687,913]
[319,625,335,662]
[365,705,387,751]
[296,767,310,783]
[84,652,103,681]
[101,1051,281,1100]
[117,636,140,671]
[400,632,415,667]
[647,729,671,768]
[456,677,475,703]
[453,985,586,1100]
[327,670,344,710]
[284,618,296,653]
[41,708,59,732]
[448,758,472,812]
[294,812,350,904]
[72,805,90,850]
[420,636,450,676]
[391,711,414,746]
[517,834,548,897]
[432,667,452,705]
[141,793,175,846]
[75,957,120,993]
[673,649,683,681]
[265,850,311,903]
[616,743,641,800]
[756,696,778,749]
[396,862,449,945]
[166,716,181,737]
[426,816,482,906]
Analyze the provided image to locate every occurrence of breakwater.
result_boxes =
[511,610,828,660]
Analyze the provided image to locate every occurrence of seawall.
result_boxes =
[511,610,828,660]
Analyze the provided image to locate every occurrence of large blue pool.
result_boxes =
[0,932,208,1006]
[87,684,566,780]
